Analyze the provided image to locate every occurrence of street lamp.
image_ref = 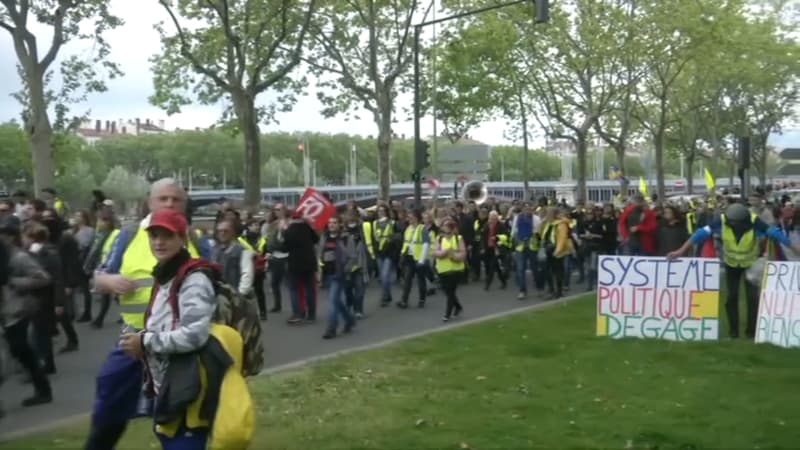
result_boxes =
[412,0,550,208]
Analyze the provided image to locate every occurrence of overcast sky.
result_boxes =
[0,0,524,146]
[1,1,796,149]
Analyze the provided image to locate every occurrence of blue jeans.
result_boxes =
[345,270,365,314]
[155,424,209,450]
[514,248,536,294]
[325,274,354,332]
[377,256,394,302]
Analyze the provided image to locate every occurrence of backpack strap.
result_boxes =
[144,258,222,330]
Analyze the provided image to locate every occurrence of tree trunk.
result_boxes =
[233,92,261,210]
[518,90,530,201]
[686,156,694,195]
[376,104,392,202]
[27,71,56,193]
[757,132,769,187]
[654,128,665,202]
[615,146,629,198]
[575,134,588,205]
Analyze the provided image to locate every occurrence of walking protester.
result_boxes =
[541,207,575,300]
[85,179,207,450]
[83,214,121,328]
[668,202,800,339]
[480,210,509,291]
[0,215,53,408]
[41,188,68,217]
[264,204,289,313]
[619,194,657,256]
[374,204,399,307]
[319,217,356,339]
[398,210,430,309]
[22,221,63,375]
[343,212,368,318]
[211,218,255,297]
[40,208,81,353]
[434,217,466,322]
[511,203,538,300]
[71,210,96,323]
[582,205,609,289]
[470,207,489,282]
[242,219,268,320]
[117,209,217,449]
[656,205,689,256]
[421,211,439,295]
[282,210,319,324]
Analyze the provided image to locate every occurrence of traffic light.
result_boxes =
[533,0,549,23]
[415,139,431,171]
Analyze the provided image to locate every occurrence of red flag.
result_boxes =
[294,187,336,231]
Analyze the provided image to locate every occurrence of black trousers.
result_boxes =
[483,249,507,288]
[547,255,565,298]
[31,313,55,372]
[58,312,79,347]
[254,270,267,318]
[469,244,482,280]
[400,257,427,304]
[4,319,51,397]
[93,294,112,326]
[440,272,463,318]
[78,274,93,319]
[725,265,759,338]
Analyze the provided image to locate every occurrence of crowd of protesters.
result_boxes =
[1,181,798,430]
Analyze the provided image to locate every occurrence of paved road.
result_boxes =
[0,280,571,438]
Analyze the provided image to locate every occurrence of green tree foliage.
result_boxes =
[303,0,433,200]
[100,166,150,212]
[0,0,122,193]
[150,0,317,208]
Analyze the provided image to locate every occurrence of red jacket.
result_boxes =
[618,205,658,255]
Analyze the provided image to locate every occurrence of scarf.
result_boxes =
[152,248,191,285]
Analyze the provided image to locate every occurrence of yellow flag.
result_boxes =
[639,176,649,196]
[704,168,716,191]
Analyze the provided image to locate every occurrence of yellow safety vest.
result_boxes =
[437,235,465,274]
[720,213,759,268]
[473,219,485,242]
[686,212,697,235]
[54,198,68,216]
[402,224,425,261]
[119,223,200,329]
[237,236,255,252]
[374,220,393,252]
[362,221,374,258]
[101,229,121,262]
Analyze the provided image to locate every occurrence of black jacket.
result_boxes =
[281,219,319,275]
[153,335,232,426]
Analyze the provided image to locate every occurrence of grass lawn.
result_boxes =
[3,294,800,449]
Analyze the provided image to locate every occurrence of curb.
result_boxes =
[0,291,590,441]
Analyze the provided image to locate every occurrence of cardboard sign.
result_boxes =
[756,261,800,348]
[294,188,336,231]
[596,256,720,341]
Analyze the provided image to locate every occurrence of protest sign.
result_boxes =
[596,256,720,341]
[755,261,800,348]
[294,187,336,231]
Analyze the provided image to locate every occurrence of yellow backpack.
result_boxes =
[156,324,255,449]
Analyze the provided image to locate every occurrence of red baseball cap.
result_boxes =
[146,209,188,236]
